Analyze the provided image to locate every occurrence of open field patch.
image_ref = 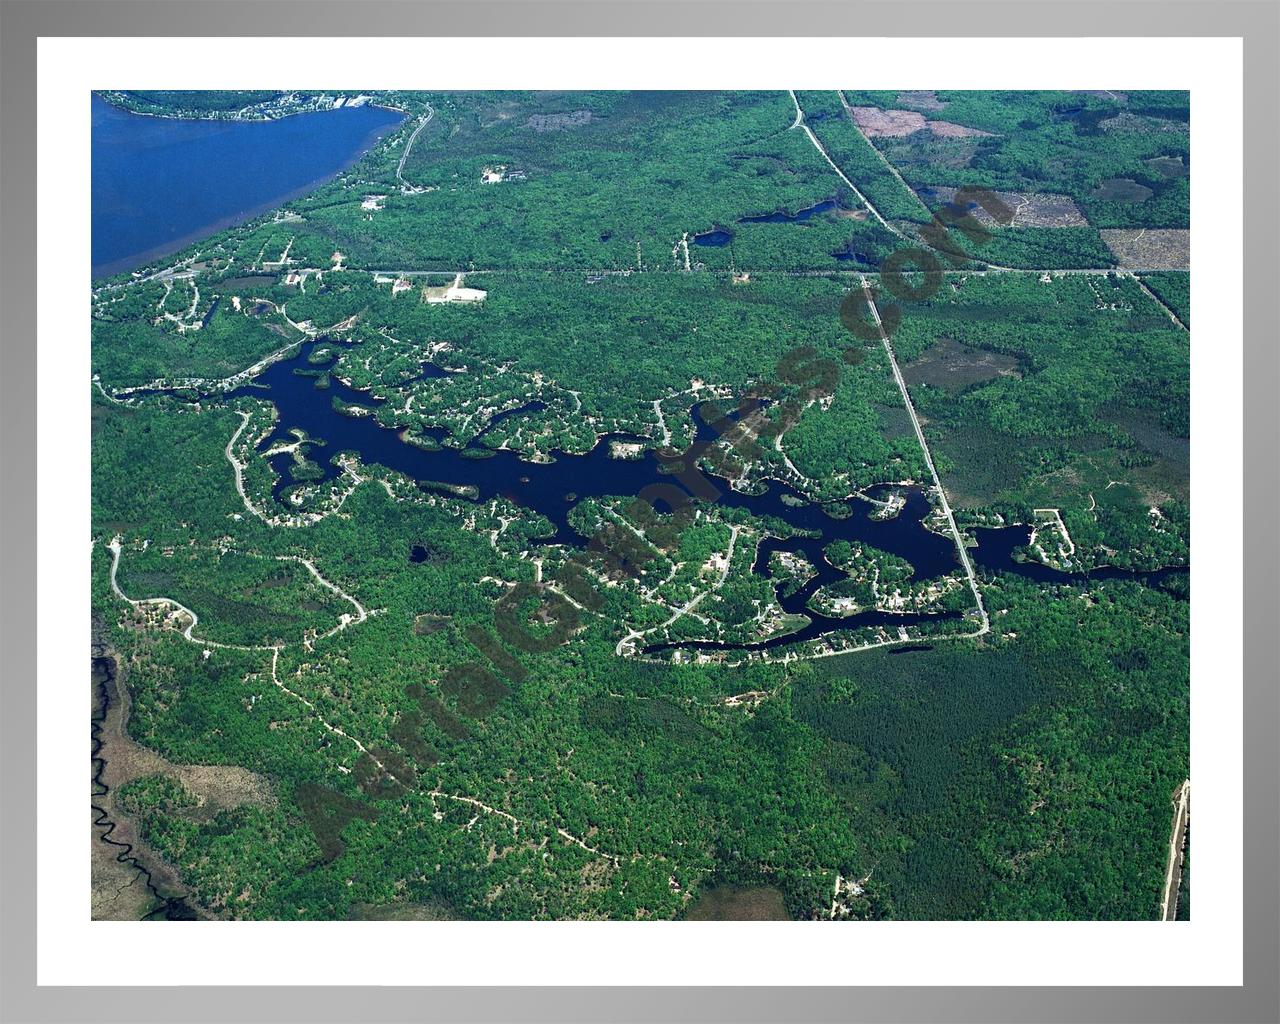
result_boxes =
[1091,177,1154,203]
[847,106,991,139]
[1100,229,1189,270]
[895,90,947,112]
[902,337,1023,395]
[684,885,791,920]
[1145,154,1188,179]
[924,186,1088,228]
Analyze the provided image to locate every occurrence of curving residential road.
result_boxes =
[396,104,435,192]
[106,536,369,651]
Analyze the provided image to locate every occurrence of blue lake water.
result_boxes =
[91,94,403,280]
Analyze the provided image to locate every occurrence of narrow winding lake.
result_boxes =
[213,338,1186,658]
[91,94,403,279]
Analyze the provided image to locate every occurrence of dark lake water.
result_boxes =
[739,199,839,224]
[692,228,733,248]
[91,94,403,280]
[205,338,1185,657]
[692,200,846,250]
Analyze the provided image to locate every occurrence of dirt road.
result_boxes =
[1161,779,1191,920]
[859,278,990,638]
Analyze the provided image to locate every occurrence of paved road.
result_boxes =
[788,89,896,235]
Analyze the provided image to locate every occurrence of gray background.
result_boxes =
[1,1,1276,1021]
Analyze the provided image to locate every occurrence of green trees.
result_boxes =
[791,573,1187,919]
[91,90,1190,922]
[794,91,934,224]
[888,274,1189,568]
[845,89,1190,233]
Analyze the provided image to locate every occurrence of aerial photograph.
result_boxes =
[90,89,1190,923]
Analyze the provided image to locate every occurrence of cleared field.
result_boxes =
[924,185,1088,228]
[1100,228,1190,270]
[684,885,791,920]
[902,336,1023,395]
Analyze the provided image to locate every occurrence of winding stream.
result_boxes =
[92,650,196,920]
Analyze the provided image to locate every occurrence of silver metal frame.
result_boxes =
[1,2,1275,1020]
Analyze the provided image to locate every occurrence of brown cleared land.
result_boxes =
[1100,228,1190,270]
[848,106,992,139]
[926,185,1088,227]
